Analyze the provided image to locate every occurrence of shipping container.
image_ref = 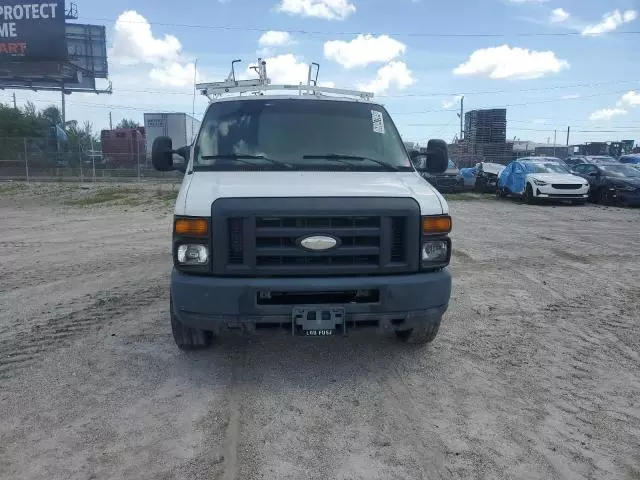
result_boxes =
[143,113,201,157]
[100,127,146,168]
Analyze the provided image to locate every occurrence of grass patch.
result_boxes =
[155,189,179,201]
[65,186,145,206]
[443,192,495,201]
[0,183,28,194]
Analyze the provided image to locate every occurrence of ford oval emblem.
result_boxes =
[298,235,339,251]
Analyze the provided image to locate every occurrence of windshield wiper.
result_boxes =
[302,154,400,171]
[200,154,294,170]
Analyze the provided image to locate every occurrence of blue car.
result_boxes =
[497,157,590,204]
[619,154,640,171]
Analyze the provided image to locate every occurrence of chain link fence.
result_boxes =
[0,137,182,183]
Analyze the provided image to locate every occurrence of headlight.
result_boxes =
[422,240,448,262]
[532,178,548,186]
[177,244,209,265]
[614,184,635,192]
[421,238,451,270]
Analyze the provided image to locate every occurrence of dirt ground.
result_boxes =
[1,183,639,480]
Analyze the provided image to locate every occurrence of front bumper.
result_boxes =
[617,190,640,205]
[171,268,452,334]
[533,184,589,200]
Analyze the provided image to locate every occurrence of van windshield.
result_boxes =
[193,99,413,171]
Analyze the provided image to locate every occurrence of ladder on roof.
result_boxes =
[195,58,374,102]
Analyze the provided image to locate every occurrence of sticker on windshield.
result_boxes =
[371,110,385,134]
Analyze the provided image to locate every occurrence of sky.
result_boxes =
[2,0,640,146]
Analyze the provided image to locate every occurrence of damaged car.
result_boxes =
[497,158,590,205]
[473,162,506,193]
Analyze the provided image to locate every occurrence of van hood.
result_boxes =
[178,171,447,216]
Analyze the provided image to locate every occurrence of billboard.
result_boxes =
[0,21,108,92]
[0,1,67,62]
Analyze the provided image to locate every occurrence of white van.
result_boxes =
[151,59,453,349]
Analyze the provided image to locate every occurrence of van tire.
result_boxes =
[396,323,440,344]
[170,300,213,350]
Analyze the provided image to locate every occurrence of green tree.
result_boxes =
[40,105,63,126]
[116,118,140,129]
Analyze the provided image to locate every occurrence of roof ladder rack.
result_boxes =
[195,58,374,102]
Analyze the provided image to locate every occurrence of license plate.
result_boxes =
[292,306,345,336]
[304,329,335,336]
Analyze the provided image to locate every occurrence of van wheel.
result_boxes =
[396,323,440,344]
[170,300,213,350]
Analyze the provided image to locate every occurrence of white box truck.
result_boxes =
[144,113,201,159]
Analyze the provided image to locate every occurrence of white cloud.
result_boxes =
[442,95,463,109]
[550,8,570,23]
[109,11,181,66]
[589,108,628,121]
[532,118,548,124]
[358,61,415,95]
[582,9,638,36]
[149,62,198,87]
[318,81,336,88]
[249,54,310,84]
[324,34,407,69]
[276,0,355,20]
[258,31,294,47]
[561,93,580,99]
[618,90,640,107]
[453,45,569,80]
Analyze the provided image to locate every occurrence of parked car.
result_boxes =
[418,158,465,192]
[564,155,617,168]
[619,154,640,171]
[497,158,590,204]
[473,162,506,192]
[570,163,640,206]
[563,155,587,168]
[459,166,477,188]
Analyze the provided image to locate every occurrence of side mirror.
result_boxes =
[152,136,174,171]
[423,139,449,174]
[588,171,598,177]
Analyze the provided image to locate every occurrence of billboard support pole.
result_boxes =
[61,86,66,124]
[24,138,29,183]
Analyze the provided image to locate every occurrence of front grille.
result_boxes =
[255,215,382,268]
[213,197,421,277]
[552,184,581,190]
[228,218,244,264]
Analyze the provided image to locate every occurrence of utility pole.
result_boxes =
[553,129,557,157]
[459,96,464,141]
[109,112,113,130]
[566,126,570,147]
[12,92,17,109]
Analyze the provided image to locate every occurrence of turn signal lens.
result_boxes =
[422,215,452,235]
[174,217,209,236]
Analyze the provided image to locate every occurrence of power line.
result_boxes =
[80,16,640,38]
[108,79,639,99]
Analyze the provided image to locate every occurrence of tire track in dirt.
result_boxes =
[0,282,167,380]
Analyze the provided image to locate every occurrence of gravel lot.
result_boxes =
[1,183,639,480]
